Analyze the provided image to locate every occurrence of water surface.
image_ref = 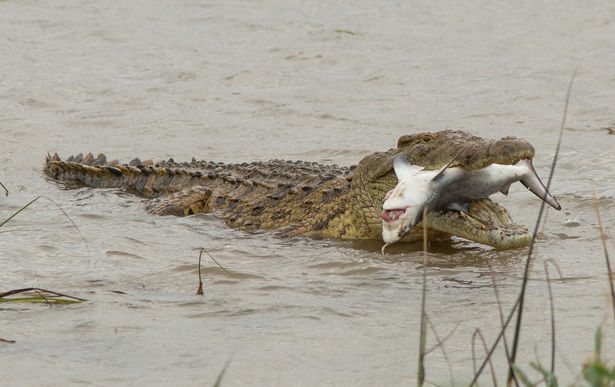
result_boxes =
[1,0,614,385]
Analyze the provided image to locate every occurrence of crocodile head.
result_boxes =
[350,130,542,249]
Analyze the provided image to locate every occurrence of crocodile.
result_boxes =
[43,130,554,249]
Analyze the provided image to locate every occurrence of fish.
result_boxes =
[381,154,561,244]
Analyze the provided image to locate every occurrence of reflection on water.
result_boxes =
[1,0,615,385]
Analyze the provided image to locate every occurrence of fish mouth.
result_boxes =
[381,208,413,243]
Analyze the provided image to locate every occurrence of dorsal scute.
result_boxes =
[351,130,537,190]
[396,130,535,171]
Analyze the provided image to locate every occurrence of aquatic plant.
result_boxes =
[0,288,85,304]
[1,194,85,305]
[415,71,615,385]
[196,248,228,296]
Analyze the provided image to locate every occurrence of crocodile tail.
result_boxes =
[44,153,197,195]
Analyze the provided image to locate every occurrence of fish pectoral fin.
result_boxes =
[392,155,423,180]
[446,202,470,213]
[499,183,512,196]
[520,162,561,210]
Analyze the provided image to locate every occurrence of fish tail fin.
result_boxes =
[520,160,561,210]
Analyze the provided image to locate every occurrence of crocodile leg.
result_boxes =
[146,186,212,216]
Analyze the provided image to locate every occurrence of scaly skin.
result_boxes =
[43,130,536,248]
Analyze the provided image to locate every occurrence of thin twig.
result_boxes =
[0,287,86,302]
[34,288,53,307]
[539,207,550,237]
[591,181,615,325]
[424,322,460,356]
[471,329,498,387]
[469,297,520,385]
[425,315,455,387]
[196,248,229,295]
[42,196,90,257]
[0,181,8,196]
[0,338,16,344]
[0,196,40,227]
[543,259,563,374]
[202,248,228,272]
[196,249,204,295]
[418,207,429,386]
[0,195,90,257]
[488,265,518,387]
[507,69,576,383]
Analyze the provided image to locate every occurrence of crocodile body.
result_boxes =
[44,130,540,248]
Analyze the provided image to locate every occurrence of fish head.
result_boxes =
[381,156,431,243]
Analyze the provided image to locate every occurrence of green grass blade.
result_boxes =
[212,357,232,387]
[512,366,535,387]
[530,361,559,387]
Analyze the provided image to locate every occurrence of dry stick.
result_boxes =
[203,248,229,272]
[425,314,455,387]
[0,338,16,344]
[196,249,205,295]
[0,196,40,227]
[543,259,563,374]
[424,322,461,356]
[33,288,52,307]
[469,297,520,386]
[417,207,429,386]
[506,69,576,384]
[416,147,469,384]
[0,195,90,257]
[591,182,615,324]
[471,329,498,387]
[539,207,550,236]
[196,248,229,295]
[417,147,468,384]
[0,181,8,196]
[42,196,90,257]
[488,266,519,387]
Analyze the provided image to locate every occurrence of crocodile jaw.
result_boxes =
[381,199,532,249]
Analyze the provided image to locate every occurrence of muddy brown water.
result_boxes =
[1,1,614,385]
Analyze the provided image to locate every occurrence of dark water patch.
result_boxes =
[322,266,386,277]
[36,244,58,253]
[106,250,145,260]
[256,285,295,291]
[123,236,145,244]
[307,260,363,270]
